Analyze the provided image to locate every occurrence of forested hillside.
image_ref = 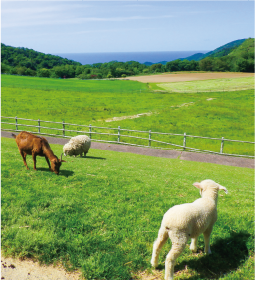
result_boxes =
[1,43,81,77]
[168,38,254,72]
[1,38,254,79]
[1,43,149,78]
[198,38,254,72]
[204,38,246,58]
[183,39,246,61]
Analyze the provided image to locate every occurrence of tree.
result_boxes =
[75,65,84,76]
[150,63,164,73]
[166,60,181,72]
[37,68,51,77]
[212,57,231,72]
[199,57,214,71]
[16,66,27,75]
[107,72,113,78]
[1,63,11,74]
[25,68,36,76]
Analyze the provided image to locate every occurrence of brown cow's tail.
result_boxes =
[11,133,17,139]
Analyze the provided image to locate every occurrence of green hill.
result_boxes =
[1,39,254,77]
[177,38,254,72]
[181,52,205,61]
[205,38,247,58]
[183,39,247,61]
[1,43,81,76]
[227,38,255,72]
[228,38,254,57]
[1,43,148,78]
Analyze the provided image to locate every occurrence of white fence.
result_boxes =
[1,116,254,158]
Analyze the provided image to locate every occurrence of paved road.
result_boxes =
[2,131,254,169]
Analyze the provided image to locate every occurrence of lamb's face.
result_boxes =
[63,143,74,156]
[65,149,74,156]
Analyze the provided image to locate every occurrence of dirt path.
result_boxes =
[1,255,81,280]
[125,72,254,83]
[103,112,153,122]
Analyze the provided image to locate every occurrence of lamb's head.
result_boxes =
[63,143,75,156]
[193,179,228,197]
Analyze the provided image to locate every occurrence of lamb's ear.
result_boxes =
[193,182,202,189]
[219,185,228,194]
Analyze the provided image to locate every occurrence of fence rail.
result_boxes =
[1,116,254,158]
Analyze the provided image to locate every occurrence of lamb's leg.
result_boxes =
[190,237,198,252]
[203,226,213,254]
[165,241,187,280]
[151,227,169,267]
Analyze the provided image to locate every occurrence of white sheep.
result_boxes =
[151,179,228,280]
[63,135,91,157]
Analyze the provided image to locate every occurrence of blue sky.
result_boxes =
[1,0,254,54]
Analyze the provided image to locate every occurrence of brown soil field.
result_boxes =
[125,72,254,83]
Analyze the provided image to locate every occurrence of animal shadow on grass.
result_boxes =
[81,156,106,160]
[36,168,74,177]
[174,231,251,280]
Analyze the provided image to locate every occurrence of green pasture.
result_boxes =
[1,74,254,156]
[154,77,254,93]
[1,137,254,280]
[1,74,147,93]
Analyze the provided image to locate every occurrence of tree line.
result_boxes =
[1,40,254,80]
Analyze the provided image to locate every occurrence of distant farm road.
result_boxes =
[124,72,254,83]
[2,131,253,169]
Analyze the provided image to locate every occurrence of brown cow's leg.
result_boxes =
[32,153,37,170]
[45,157,52,170]
[19,150,29,170]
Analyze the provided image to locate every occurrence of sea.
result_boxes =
[53,51,208,65]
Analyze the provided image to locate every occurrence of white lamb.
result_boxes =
[151,179,228,280]
[63,135,91,157]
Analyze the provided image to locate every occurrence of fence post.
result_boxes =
[220,137,224,154]
[183,132,186,150]
[15,116,18,131]
[89,124,92,139]
[62,121,65,137]
[118,126,120,143]
[149,130,151,147]
[38,119,40,133]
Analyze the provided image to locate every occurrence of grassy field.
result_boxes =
[1,74,254,156]
[1,137,254,280]
[1,73,254,279]
[1,74,148,92]
[155,77,254,93]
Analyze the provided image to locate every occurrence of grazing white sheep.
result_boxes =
[151,179,228,280]
[63,135,91,157]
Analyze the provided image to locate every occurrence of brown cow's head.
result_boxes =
[51,154,66,175]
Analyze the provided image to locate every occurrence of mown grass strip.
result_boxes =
[156,77,254,93]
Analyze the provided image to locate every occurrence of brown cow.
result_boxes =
[12,131,66,175]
